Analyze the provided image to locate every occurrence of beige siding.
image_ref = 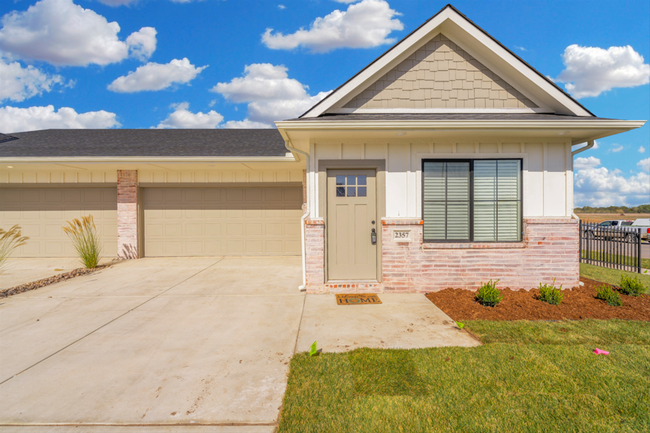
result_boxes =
[0,188,117,258]
[343,34,538,110]
[143,187,302,257]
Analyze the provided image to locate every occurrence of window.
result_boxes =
[423,159,522,242]
[336,175,367,197]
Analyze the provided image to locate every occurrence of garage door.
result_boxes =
[143,187,302,256]
[0,188,118,258]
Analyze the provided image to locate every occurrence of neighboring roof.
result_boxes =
[0,129,288,158]
[300,4,594,118]
[286,113,613,122]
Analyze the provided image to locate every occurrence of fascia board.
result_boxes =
[276,119,646,131]
[0,156,297,164]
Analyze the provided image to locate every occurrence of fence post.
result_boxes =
[579,220,582,264]
[638,227,642,274]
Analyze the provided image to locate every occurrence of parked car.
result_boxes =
[583,220,639,242]
[631,219,650,241]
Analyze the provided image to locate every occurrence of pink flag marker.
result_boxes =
[593,348,609,355]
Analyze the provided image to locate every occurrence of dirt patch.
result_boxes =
[0,264,111,298]
[425,278,650,321]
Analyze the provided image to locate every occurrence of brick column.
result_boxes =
[305,219,325,292]
[117,170,139,259]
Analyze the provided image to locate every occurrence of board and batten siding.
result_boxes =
[308,139,573,219]
[0,169,304,185]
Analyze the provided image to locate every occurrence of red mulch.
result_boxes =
[425,278,650,321]
[0,264,110,298]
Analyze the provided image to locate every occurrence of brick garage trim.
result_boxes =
[117,170,139,259]
[305,219,325,291]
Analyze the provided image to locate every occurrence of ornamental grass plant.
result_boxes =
[538,278,564,305]
[0,225,29,272]
[63,215,103,269]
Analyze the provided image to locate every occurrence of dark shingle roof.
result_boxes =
[0,129,287,158]
[286,113,614,122]
[0,133,17,143]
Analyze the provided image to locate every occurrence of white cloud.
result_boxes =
[574,158,650,206]
[156,102,223,129]
[574,156,601,170]
[211,63,330,126]
[610,144,624,153]
[0,0,156,66]
[0,58,65,102]
[334,0,362,3]
[0,105,119,133]
[97,0,137,5]
[262,0,403,53]
[108,58,207,93]
[278,4,286,10]
[639,157,650,173]
[639,146,646,154]
[556,44,650,98]
[224,119,271,129]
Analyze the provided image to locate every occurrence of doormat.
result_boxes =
[336,294,382,305]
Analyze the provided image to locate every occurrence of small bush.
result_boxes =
[620,274,647,297]
[476,279,502,307]
[63,215,103,269]
[0,225,29,272]
[538,278,564,305]
[596,285,622,307]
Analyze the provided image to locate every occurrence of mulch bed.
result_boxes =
[0,264,111,299]
[425,278,650,321]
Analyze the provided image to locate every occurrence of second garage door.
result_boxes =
[143,187,302,256]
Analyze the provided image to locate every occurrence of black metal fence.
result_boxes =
[579,220,642,273]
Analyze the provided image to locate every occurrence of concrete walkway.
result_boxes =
[0,257,478,431]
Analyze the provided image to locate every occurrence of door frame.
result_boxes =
[318,159,386,283]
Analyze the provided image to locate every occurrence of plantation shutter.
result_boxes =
[473,160,521,241]
[496,160,521,241]
[473,161,497,241]
[423,161,470,241]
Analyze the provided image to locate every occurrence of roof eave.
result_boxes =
[0,155,298,164]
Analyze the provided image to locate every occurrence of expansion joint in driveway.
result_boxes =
[0,258,226,387]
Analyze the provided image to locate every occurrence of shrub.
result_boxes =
[63,215,103,269]
[0,225,29,272]
[596,285,622,307]
[619,274,647,297]
[538,278,564,305]
[476,279,502,307]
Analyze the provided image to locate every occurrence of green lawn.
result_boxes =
[278,320,650,432]
[581,251,650,270]
[581,263,650,291]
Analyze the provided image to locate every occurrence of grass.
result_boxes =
[63,215,103,269]
[580,251,650,270]
[0,225,29,273]
[580,263,650,292]
[278,320,650,432]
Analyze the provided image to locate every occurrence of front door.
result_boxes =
[327,169,377,280]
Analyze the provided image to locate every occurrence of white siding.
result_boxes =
[311,138,572,219]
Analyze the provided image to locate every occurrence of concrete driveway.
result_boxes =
[0,257,477,431]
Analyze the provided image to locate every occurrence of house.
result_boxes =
[0,5,645,293]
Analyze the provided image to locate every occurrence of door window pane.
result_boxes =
[357,175,367,186]
[347,175,356,186]
[336,176,345,185]
[347,187,356,197]
[336,187,345,197]
[358,187,367,197]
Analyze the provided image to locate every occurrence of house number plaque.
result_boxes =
[392,230,413,242]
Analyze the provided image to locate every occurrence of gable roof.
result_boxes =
[0,129,288,158]
[0,132,17,144]
[301,4,593,118]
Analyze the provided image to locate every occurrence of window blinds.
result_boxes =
[423,161,470,241]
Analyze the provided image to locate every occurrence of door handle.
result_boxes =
[371,228,377,245]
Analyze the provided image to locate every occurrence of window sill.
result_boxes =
[422,242,526,249]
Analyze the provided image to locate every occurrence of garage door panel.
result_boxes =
[144,187,301,256]
[0,188,117,258]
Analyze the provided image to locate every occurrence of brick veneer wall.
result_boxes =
[305,219,325,290]
[382,218,579,291]
[117,170,139,259]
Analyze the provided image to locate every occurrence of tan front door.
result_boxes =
[327,170,377,280]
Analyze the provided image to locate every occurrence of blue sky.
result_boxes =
[0,0,648,206]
